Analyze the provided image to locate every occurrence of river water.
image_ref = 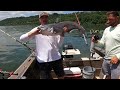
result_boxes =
[0,25,92,72]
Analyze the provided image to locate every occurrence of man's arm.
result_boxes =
[115,53,120,60]
[20,27,41,42]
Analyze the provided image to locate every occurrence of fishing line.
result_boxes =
[0,29,34,53]
[75,13,94,71]
[75,13,88,45]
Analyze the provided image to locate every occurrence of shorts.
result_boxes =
[36,58,65,79]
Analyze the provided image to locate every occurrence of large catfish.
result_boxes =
[37,21,88,45]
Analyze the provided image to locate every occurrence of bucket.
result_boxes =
[82,66,96,79]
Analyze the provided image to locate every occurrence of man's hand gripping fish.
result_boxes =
[37,21,88,45]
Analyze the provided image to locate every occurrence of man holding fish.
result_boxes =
[20,11,87,79]
[20,12,65,79]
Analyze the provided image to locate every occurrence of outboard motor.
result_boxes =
[63,43,74,58]
[63,44,74,51]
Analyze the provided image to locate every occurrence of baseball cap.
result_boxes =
[39,12,49,18]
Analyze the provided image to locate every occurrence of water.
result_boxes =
[0,25,92,72]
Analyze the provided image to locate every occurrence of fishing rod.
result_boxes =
[75,13,88,45]
[0,29,34,53]
[75,13,94,72]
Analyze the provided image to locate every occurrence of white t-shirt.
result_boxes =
[20,25,64,63]
[96,24,120,60]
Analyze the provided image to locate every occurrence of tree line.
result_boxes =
[0,11,120,32]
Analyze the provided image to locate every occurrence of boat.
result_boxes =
[6,44,105,79]
[0,13,106,79]
[0,29,105,79]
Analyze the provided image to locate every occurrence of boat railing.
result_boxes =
[8,52,36,79]
[8,46,105,79]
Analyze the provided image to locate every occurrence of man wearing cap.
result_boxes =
[20,12,65,79]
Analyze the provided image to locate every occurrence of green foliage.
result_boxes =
[0,11,120,31]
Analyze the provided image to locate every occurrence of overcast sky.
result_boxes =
[0,11,81,21]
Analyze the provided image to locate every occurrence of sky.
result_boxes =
[0,11,81,21]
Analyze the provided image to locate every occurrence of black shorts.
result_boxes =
[36,58,65,79]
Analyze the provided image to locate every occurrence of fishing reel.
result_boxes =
[90,35,100,58]
[93,35,100,41]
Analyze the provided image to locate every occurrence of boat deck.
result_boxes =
[8,53,104,79]
[8,46,105,79]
